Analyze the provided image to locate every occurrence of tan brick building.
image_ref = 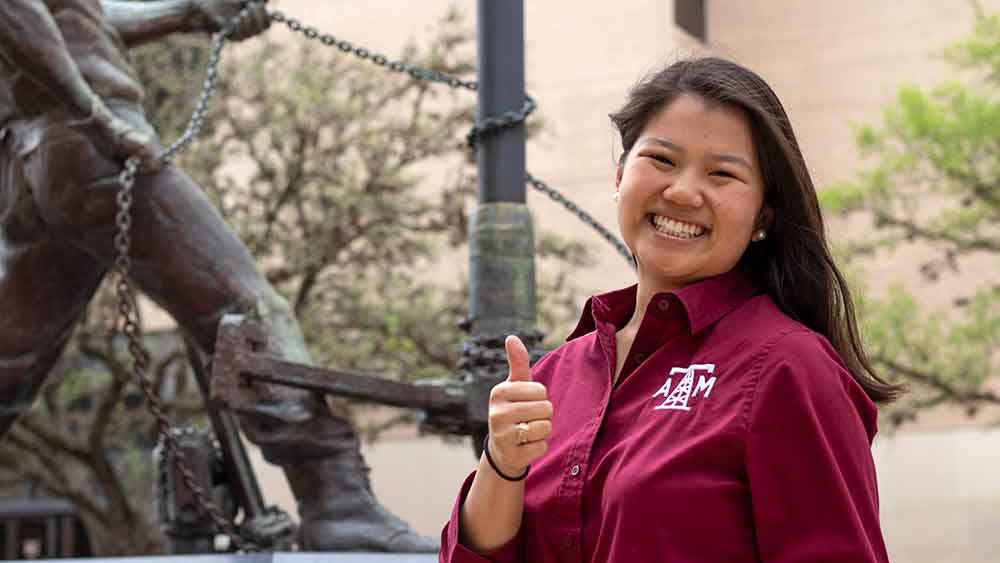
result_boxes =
[228,1,1000,561]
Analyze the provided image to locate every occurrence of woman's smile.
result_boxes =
[648,213,710,240]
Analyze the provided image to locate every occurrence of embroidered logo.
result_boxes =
[651,364,716,411]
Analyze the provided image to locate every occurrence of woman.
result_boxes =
[440,57,900,563]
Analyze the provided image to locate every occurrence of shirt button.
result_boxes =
[657,299,670,311]
[563,534,575,548]
[570,464,580,476]
[633,353,645,363]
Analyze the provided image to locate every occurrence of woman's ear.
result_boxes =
[615,165,623,188]
[756,206,775,231]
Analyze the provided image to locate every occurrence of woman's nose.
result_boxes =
[662,175,704,208]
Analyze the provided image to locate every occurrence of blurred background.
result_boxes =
[0,1,996,561]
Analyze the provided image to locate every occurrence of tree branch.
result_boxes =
[15,413,91,464]
[151,350,187,405]
[88,377,125,458]
[873,211,999,252]
[874,354,1000,405]
[1,431,106,519]
[87,379,139,531]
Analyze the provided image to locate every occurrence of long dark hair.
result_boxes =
[609,57,901,404]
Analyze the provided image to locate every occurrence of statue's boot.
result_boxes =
[284,452,440,552]
[242,404,439,552]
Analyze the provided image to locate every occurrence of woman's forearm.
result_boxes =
[459,454,526,553]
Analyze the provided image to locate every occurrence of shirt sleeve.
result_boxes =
[439,471,524,563]
[745,330,889,563]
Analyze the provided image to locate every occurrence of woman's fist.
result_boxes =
[485,335,553,477]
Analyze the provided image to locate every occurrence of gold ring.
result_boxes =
[515,422,531,445]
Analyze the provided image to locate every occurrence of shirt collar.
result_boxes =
[567,269,758,341]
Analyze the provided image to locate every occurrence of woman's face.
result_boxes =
[616,93,769,293]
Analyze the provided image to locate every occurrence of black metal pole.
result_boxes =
[476,0,525,203]
[469,0,535,338]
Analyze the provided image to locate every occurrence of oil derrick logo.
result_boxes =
[652,364,716,411]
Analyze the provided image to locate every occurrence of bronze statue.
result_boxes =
[0,0,436,552]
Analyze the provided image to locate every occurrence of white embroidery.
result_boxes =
[651,366,687,399]
[653,364,716,411]
[693,373,716,398]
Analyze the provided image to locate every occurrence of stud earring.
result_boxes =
[612,191,619,203]
[753,230,767,242]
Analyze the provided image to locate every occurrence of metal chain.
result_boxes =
[114,4,259,552]
[466,95,536,150]
[116,158,253,551]
[269,10,479,91]
[526,173,635,266]
[158,3,242,164]
[267,9,629,264]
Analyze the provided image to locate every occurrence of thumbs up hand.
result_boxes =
[485,335,554,478]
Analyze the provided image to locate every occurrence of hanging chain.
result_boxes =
[268,11,537,152]
[268,9,629,263]
[465,95,536,150]
[269,10,478,91]
[158,3,234,164]
[527,173,634,265]
[116,157,253,551]
[114,4,258,553]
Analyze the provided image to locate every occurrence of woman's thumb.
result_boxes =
[505,335,532,382]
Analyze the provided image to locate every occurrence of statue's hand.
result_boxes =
[92,106,161,173]
[188,0,271,41]
[105,118,161,173]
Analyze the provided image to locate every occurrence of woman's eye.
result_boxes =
[649,155,674,166]
[711,170,737,179]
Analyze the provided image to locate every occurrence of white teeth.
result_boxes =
[652,215,706,238]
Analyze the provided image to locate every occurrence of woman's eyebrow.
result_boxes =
[638,137,683,152]
[638,137,752,170]
[713,153,753,170]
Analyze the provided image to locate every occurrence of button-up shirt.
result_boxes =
[440,270,889,563]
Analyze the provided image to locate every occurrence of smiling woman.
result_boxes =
[615,94,767,300]
[440,57,902,563]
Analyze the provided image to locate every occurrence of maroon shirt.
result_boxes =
[440,270,889,562]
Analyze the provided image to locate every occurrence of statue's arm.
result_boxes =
[102,0,194,47]
[0,0,103,119]
[104,0,271,48]
[0,1,162,168]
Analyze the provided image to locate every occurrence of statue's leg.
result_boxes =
[0,130,107,436]
[19,111,437,552]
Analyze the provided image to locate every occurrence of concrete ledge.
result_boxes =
[54,553,438,563]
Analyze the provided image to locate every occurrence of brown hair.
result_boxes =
[609,57,901,404]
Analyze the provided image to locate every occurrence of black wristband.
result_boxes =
[482,434,530,482]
